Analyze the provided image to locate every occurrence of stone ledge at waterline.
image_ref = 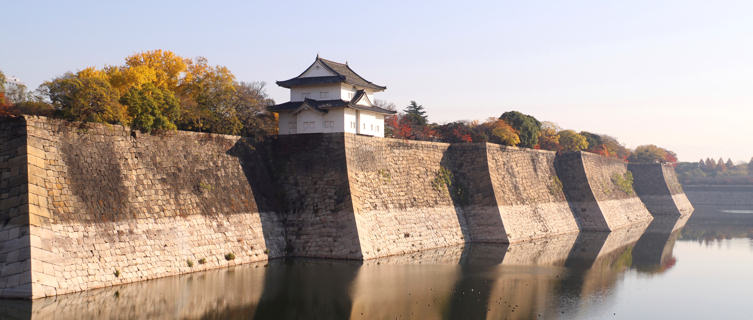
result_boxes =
[0,115,691,299]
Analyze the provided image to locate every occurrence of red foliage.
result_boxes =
[0,92,19,117]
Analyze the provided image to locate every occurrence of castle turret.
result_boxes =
[268,56,395,137]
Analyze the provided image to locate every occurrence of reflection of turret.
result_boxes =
[632,215,691,273]
[254,259,361,319]
[18,262,268,319]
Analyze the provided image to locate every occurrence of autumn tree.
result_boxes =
[717,158,727,171]
[41,71,128,124]
[536,121,561,151]
[499,111,540,148]
[435,121,473,143]
[628,145,674,163]
[477,118,520,146]
[558,130,588,152]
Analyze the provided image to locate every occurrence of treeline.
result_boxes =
[676,158,753,185]
[0,50,277,140]
[383,101,677,163]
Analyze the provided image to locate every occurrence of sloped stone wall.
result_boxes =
[271,134,363,259]
[344,135,466,259]
[13,116,285,298]
[485,146,578,242]
[629,163,694,216]
[556,152,653,231]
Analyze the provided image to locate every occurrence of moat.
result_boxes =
[2,196,751,319]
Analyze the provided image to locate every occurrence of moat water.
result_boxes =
[3,195,753,319]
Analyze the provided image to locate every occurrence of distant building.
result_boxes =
[268,56,395,137]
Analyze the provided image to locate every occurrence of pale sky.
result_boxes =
[2,0,752,162]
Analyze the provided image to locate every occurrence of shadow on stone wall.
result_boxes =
[439,144,496,242]
[226,138,286,258]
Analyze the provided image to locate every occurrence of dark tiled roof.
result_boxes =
[268,98,396,115]
[276,57,387,91]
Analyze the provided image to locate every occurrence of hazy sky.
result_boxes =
[2,0,752,162]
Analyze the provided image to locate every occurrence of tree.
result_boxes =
[580,131,603,151]
[124,49,188,92]
[499,111,541,148]
[119,83,180,132]
[41,71,128,124]
[233,81,277,140]
[717,158,727,172]
[749,158,753,176]
[177,59,242,134]
[726,158,735,169]
[476,118,520,146]
[536,121,561,151]
[558,130,588,152]
[628,145,668,163]
[436,121,473,143]
[403,101,428,126]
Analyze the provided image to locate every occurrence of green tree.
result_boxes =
[119,83,180,132]
[580,131,603,150]
[403,100,428,126]
[628,145,667,163]
[499,111,541,148]
[558,130,588,152]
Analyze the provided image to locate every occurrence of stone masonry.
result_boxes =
[629,163,694,216]
[3,116,285,299]
[0,116,692,298]
[555,152,654,231]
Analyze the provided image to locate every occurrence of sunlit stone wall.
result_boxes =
[556,152,654,231]
[485,145,579,242]
[15,116,285,298]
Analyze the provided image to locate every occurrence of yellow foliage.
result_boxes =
[124,49,188,91]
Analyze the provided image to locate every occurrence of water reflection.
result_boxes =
[0,215,698,319]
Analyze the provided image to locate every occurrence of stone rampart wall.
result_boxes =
[485,145,578,242]
[0,117,32,298]
[344,135,466,258]
[13,116,285,298]
[629,163,694,216]
[271,134,363,259]
[0,116,693,299]
[556,152,653,231]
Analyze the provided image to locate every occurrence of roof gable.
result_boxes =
[352,90,373,107]
[299,60,337,78]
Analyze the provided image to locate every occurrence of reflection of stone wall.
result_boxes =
[556,152,653,231]
[4,116,285,298]
[629,163,694,216]
[17,262,267,320]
